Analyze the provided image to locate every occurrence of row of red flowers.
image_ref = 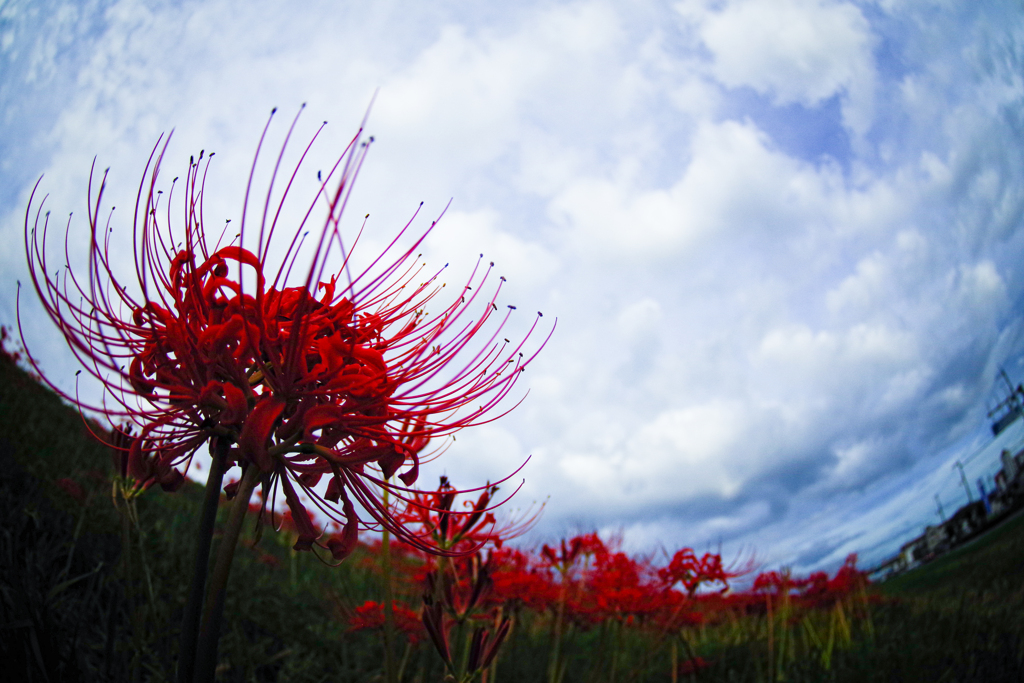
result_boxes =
[237,482,871,645]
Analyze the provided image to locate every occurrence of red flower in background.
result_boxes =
[659,548,737,597]
[347,599,425,644]
[22,108,552,560]
[487,546,556,612]
[393,475,542,555]
[798,554,867,608]
[540,532,607,578]
[584,551,663,625]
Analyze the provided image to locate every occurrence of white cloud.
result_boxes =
[551,118,849,259]
[678,0,876,135]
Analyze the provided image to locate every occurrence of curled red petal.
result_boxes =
[238,395,286,472]
[377,446,404,480]
[326,484,359,561]
[279,471,319,551]
[220,381,249,426]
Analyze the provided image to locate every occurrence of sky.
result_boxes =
[2,0,1024,575]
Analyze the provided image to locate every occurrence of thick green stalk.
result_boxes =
[547,582,567,683]
[120,499,143,683]
[193,463,261,683]
[177,442,228,683]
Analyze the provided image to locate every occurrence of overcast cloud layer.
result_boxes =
[2,0,1024,574]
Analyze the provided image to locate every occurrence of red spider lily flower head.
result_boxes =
[752,567,811,596]
[393,475,543,554]
[658,549,740,597]
[540,532,607,578]
[21,106,553,560]
[581,551,667,625]
[798,553,867,608]
[487,546,557,611]
[347,599,426,645]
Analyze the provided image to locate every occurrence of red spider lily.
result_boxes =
[393,475,542,555]
[658,549,735,597]
[798,554,868,609]
[487,546,557,612]
[582,551,665,625]
[540,532,607,578]
[752,569,806,595]
[21,108,553,560]
[347,599,426,645]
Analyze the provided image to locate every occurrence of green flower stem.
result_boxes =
[381,484,398,683]
[547,582,566,683]
[177,441,229,683]
[193,462,261,683]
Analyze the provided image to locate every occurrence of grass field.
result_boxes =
[2,350,1023,682]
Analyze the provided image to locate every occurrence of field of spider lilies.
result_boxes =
[2,340,1023,682]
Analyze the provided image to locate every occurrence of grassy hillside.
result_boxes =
[879,509,1024,600]
[0,349,394,682]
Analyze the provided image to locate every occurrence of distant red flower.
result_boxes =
[0,325,22,365]
[488,546,556,611]
[799,554,868,608]
[348,599,425,644]
[393,475,542,555]
[22,108,552,559]
[583,551,665,625]
[659,549,735,597]
[540,532,607,578]
[752,569,804,595]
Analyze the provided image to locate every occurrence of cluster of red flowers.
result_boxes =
[346,600,425,645]
[749,553,869,611]
[0,325,23,365]
[482,536,741,630]
[342,527,869,643]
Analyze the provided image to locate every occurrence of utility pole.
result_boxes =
[935,494,946,522]
[954,460,974,503]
